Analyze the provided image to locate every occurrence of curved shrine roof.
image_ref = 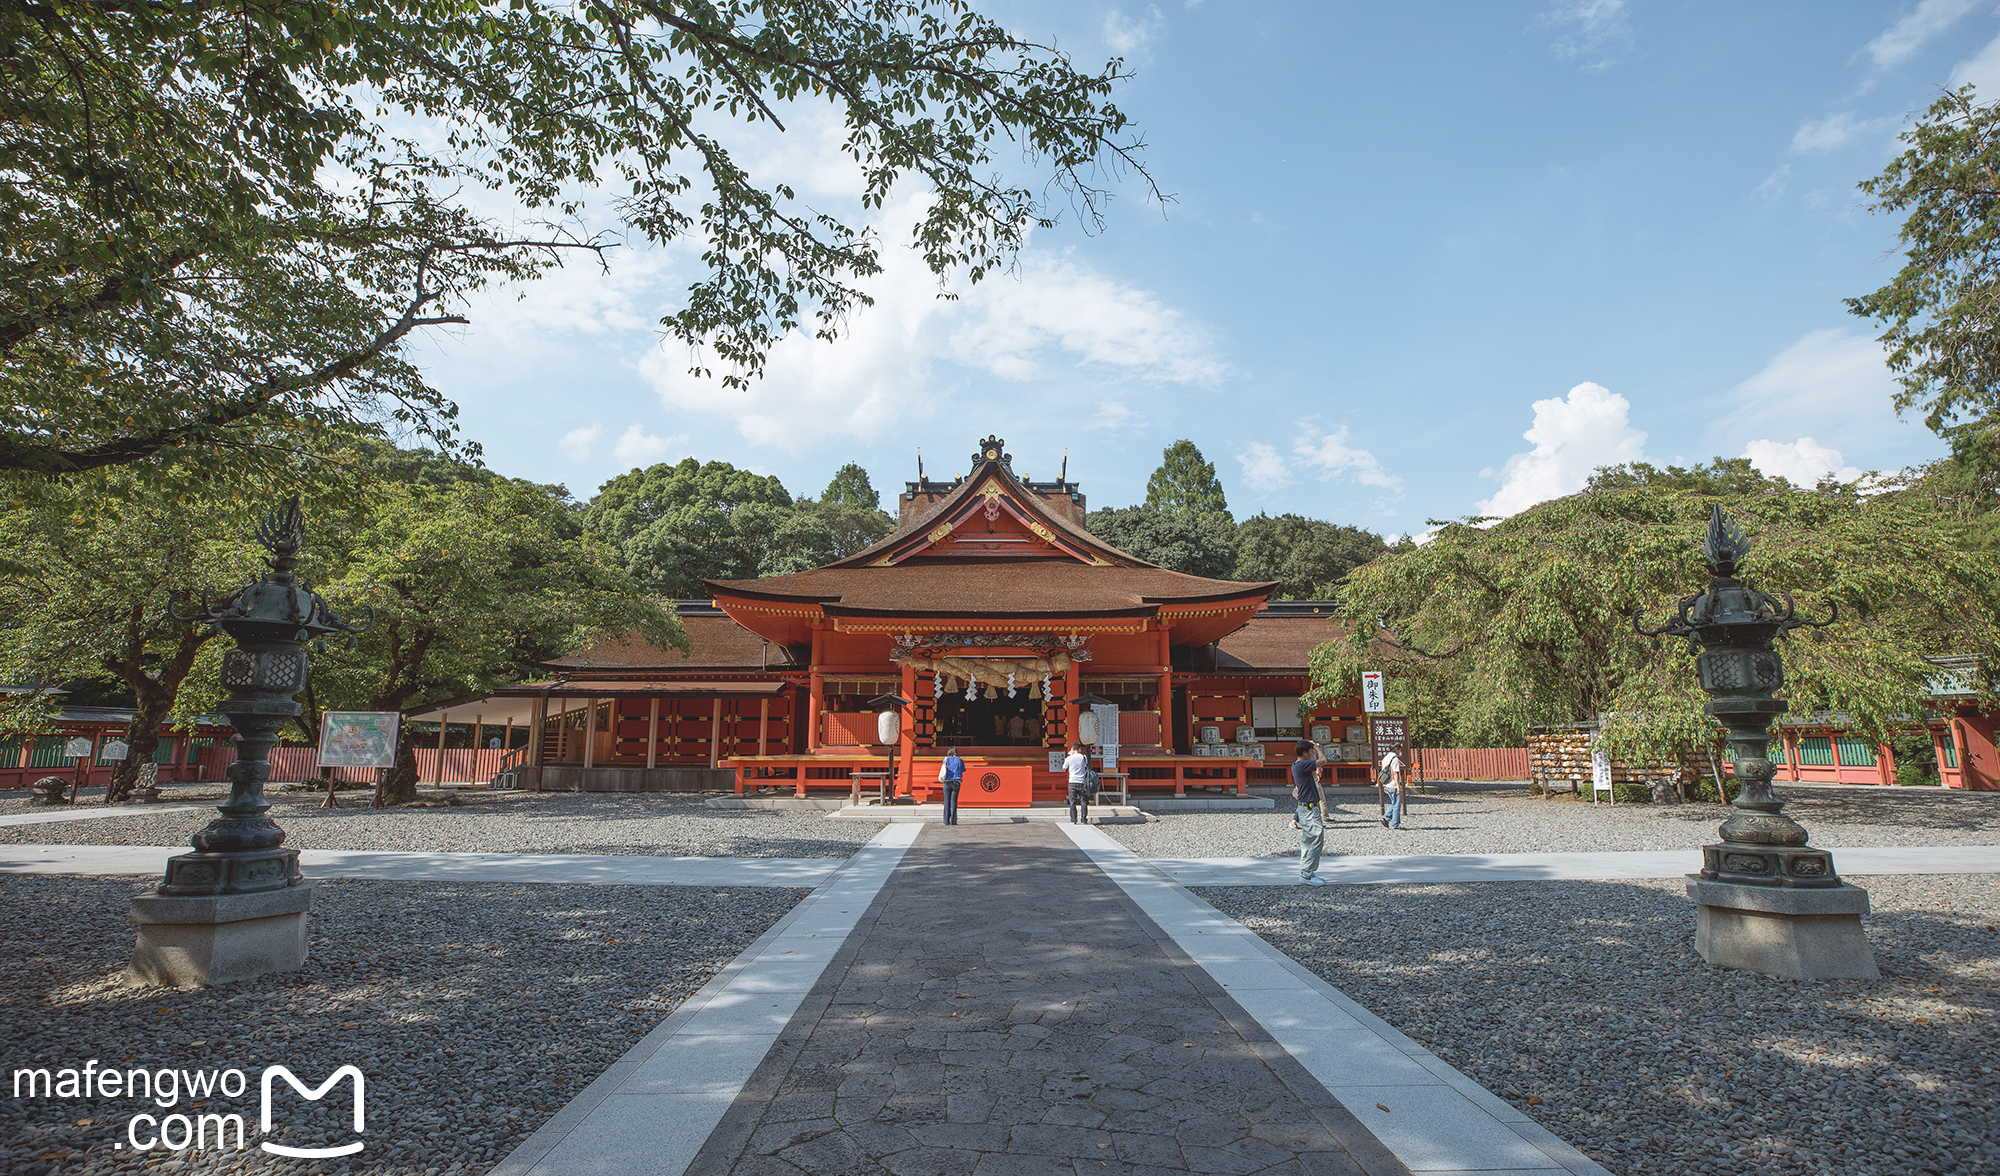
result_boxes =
[706,453,1274,645]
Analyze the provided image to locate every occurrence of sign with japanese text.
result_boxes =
[1361,671,1386,713]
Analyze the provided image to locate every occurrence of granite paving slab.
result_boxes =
[0,844,841,886]
[688,822,1409,1176]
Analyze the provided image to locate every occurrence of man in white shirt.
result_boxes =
[1063,742,1092,824]
[1379,749,1405,829]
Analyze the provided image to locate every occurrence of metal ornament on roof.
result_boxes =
[1633,503,1840,887]
[159,497,372,896]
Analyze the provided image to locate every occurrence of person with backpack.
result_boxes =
[1290,739,1327,885]
[1379,746,1406,829]
[1064,741,1094,824]
[938,746,966,826]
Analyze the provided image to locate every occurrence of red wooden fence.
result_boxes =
[1417,748,1531,780]
[195,746,522,784]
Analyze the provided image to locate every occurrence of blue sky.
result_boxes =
[409,1,1998,534]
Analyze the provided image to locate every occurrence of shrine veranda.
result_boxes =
[422,435,1373,804]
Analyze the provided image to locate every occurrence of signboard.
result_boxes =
[1092,703,1120,774]
[101,740,129,761]
[317,711,402,769]
[1361,671,1387,713]
[1049,751,1066,774]
[1591,748,1613,798]
[1370,716,1410,775]
[63,737,93,759]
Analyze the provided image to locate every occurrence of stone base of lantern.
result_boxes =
[125,882,315,988]
[1686,875,1878,980]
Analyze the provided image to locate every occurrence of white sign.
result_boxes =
[1092,703,1119,774]
[101,740,129,761]
[1360,672,1387,714]
[63,737,93,758]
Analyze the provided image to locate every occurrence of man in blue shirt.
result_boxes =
[1290,739,1326,885]
[939,747,966,826]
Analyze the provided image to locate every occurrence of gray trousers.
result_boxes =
[1068,787,1091,823]
[1297,804,1325,879]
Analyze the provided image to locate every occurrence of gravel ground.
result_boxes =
[1202,873,2000,1176]
[1110,783,2000,858]
[0,789,886,858]
[0,874,803,1176]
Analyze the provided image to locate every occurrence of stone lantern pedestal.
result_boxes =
[126,883,317,987]
[1685,877,1878,980]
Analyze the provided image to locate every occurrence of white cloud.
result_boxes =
[1754,165,1791,201]
[641,193,1225,451]
[1236,442,1293,493]
[558,424,602,461]
[1866,0,1980,68]
[1791,112,1894,153]
[611,423,678,467]
[1294,425,1400,492]
[1711,328,1918,459]
[1087,399,1146,431]
[1742,437,1863,486]
[1950,31,2000,95]
[1104,6,1165,56]
[1539,0,1635,71]
[1477,382,1648,519]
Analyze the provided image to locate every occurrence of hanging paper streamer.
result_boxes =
[933,672,944,699]
[1042,674,1053,700]
[965,677,977,701]
[1006,671,1016,698]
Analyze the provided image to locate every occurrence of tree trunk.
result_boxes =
[104,623,210,803]
[375,729,421,806]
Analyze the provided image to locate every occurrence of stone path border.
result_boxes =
[0,845,843,888]
[1145,845,2000,887]
[0,804,203,828]
[1059,823,1614,1176]
[488,822,922,1176]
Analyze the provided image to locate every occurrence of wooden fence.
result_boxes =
[1416,748,1531,780]
[195,746,522,785]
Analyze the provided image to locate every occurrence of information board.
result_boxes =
[1369,716,1410,775]
[101,740,129,761]
[318,711,402,768]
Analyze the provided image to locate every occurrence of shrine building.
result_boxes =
[418,436,1373,805]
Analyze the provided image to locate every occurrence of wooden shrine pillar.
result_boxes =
[503,717,514,753]
[1065,660,1081,749]
[472,714,484,754]
[710,699,724,769]
[582,700,597,769]
[435,712,449,784]
[807,623,827,752]
[899,661,918,796]
[758,698,770,756]
[527,696,546,790]
[1155,625,1174,753]
[646,698,660,769]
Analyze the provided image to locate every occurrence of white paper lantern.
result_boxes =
[1077,709,1099,745]
[877,709,901,745]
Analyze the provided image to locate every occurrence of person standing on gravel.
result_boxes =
[1064,741,1093,824]
[1291,739,1327,885]
[939,747,966,826]
[1379,747,1406,830]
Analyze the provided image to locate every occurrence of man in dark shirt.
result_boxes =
[1290,740,1326,885]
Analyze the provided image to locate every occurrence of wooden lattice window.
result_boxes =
[1796,736,1834,766]
[1835,736,1876,767]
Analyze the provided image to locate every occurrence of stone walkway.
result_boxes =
[0,844,839,887]
[683,822,1407,1176]
[1146,844,2000,887]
